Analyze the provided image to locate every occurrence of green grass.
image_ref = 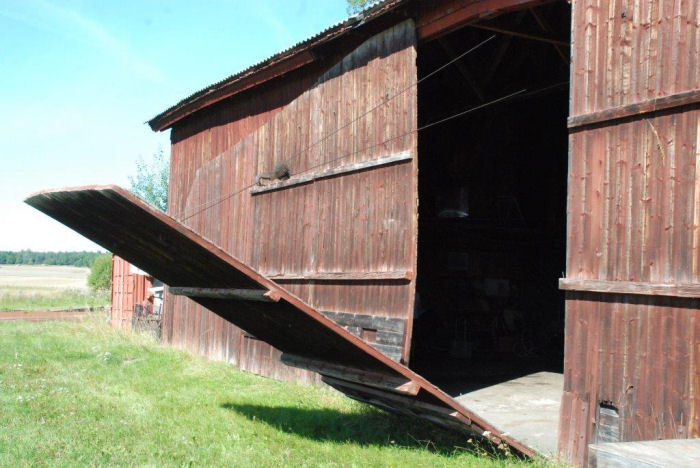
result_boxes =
[0,317,558,467]
[0,287,110,311]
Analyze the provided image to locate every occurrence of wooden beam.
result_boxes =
[250,151,412,195]
[322,376,467,423]
[168,287,276,302]
[466,23,570,47]
[559,278,700,299]
[320,311,406,334]
[323,375,538,457]
[395,380,421,395]
[264,270,412,281]
[438,37,485,101]
[481,10,527,85]
[280,353,419,396]
[568,89,700,129]
[417,0,552,41]
[528,7,569,65]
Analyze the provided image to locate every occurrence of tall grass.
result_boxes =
[0,317,558,467]
[0,286,109,311]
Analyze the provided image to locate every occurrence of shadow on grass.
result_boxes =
[221,402,502,457]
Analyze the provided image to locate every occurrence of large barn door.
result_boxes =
[27,185,537,457]
[178,20,418,364]
[559,1,700,465]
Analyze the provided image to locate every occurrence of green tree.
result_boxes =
[87,254,112,291]
[129,149,170,212]
[346,0,371,14]
[0,250,100,266]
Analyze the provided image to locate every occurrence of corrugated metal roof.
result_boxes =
[148,0,405,131]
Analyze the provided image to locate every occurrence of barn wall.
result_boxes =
[163,57,325,384]
[561,0,699,464]
[163,20,418,383]
[111,255,153,330]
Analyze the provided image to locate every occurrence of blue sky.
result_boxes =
[0,0,349,251]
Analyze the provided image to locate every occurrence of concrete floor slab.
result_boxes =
[590,439,700,467]
[454,371,563,456]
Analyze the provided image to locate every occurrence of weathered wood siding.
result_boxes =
[560,0,699,464]
[163,20,418,382]
[163,52,323,385]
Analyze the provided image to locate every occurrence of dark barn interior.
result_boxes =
[410,4,571,395]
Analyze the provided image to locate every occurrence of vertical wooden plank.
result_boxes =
[694,118,700,281]
[692,302,700,437]
[158,20,417,384]
[566,0,699,461]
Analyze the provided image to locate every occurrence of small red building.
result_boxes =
[110,255,154,330]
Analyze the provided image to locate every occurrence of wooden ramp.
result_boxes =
[26,185,538,458]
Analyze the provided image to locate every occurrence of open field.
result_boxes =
[0,265,109,312]
[0,265,90,290]
[0,317,556,467]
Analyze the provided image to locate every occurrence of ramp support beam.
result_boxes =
[169,287,276,302]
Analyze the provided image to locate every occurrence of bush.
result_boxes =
[87,254,112,291]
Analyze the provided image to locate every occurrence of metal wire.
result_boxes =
[176,85,536,222]
[293,88,527,180]
[172,36,496,221]
[273,35,496,171]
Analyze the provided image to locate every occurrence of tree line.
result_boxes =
[0,250,104,267]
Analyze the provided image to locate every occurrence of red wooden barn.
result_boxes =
[27,0,700,465]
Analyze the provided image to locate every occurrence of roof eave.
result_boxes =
[147,49,317,132]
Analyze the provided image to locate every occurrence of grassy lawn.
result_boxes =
[0,317,555,467]
[0,286,110,311]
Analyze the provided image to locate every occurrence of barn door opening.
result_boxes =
[411,2,571,455]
